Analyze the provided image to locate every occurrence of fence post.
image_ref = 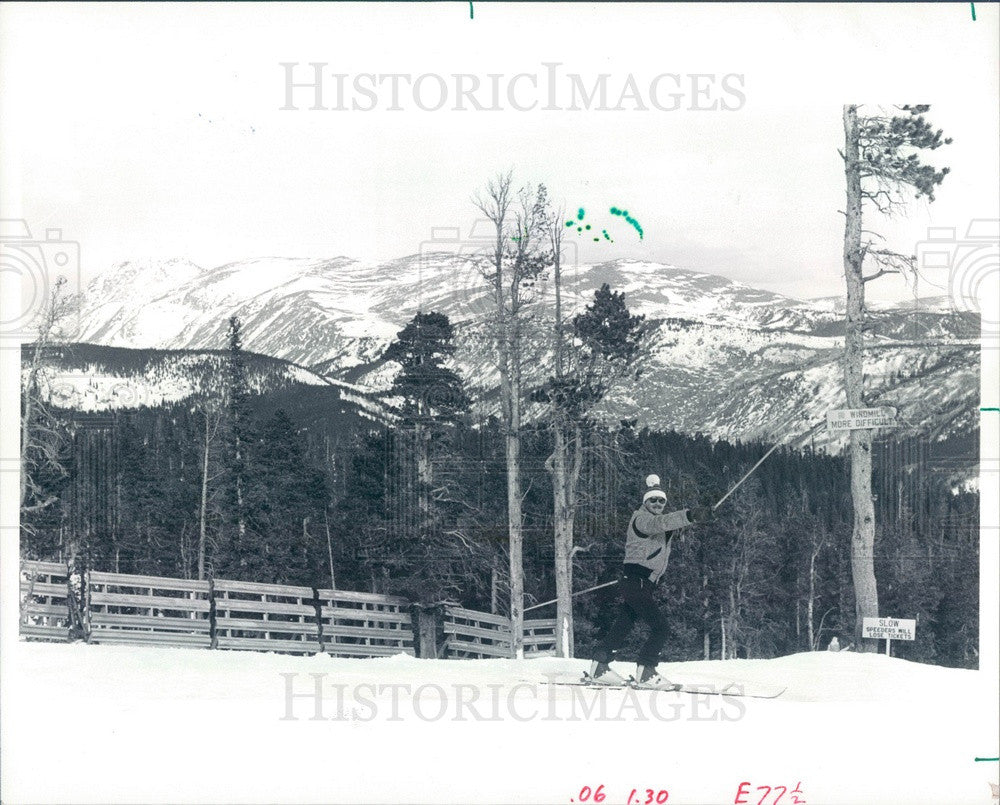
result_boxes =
[208,576,217,650]
[71,555,89,643]
[413,603,443,659]
[312,586,325,654]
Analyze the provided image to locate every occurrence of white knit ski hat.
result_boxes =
[642,474,665,502]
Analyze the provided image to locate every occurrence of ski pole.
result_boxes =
[524,579,619,612]
[712,417,827,511]
[712,441,784,510]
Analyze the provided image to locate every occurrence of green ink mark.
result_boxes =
[470,1,474,19]
[610,206,644,240]
[980,407,1000,412]
[565,205,625,244]
[971,3,976,20]
[974,757,999,762]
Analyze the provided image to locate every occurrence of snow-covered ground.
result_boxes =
[1,641,997,804]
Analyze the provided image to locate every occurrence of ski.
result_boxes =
[531,674,786,699]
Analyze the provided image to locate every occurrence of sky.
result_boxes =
[1,2,998,306]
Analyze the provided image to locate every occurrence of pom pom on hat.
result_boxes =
[643,474,664,502]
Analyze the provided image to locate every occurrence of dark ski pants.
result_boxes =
[594,568,667,668]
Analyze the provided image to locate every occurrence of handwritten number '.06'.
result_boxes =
[578,785,606,803]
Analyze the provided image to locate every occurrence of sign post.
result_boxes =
[826,407,898,431]
[862,616,916,656]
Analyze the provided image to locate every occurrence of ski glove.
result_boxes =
[688,506,715,524]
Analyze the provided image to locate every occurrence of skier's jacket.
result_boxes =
[623,506,695,584]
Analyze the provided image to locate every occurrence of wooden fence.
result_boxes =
[18,561,558,660]
[87,571,211,648]
[317,588,415,657]
[214,579,321,654]
[523,618,557,657]
[443,607,557,659]
[19,560,73,641]
[443,606,513,658]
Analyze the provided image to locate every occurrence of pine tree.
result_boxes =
[215,316,263,580]
[841,104,951,649]
[535,282,645,656]
[252,409,328,584]
[383,311,469,520]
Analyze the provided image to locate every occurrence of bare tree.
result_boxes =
[473,171,550,657]
[806,523,827,651]
[21,276,73,526]
[840,104,950,649]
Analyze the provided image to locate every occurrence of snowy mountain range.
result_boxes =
[66,253,979,450]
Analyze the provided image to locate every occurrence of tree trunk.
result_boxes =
[499,277,525,659]
[198,413,211,580]
[551,426,573,658]
[324,509,336,589]
[235,448,246,541]
[547,221,576,658]
[552,227,563,376]
[415,422,431,518]
[505,428,524,659]
[19,356,37,510]
[720,604,727,660]
[842,104,880,651]
[807,547,816,650]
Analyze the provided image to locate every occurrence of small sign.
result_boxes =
[862,617,916,641]
[826,407,897,431]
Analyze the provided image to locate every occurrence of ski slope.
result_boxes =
[1,642,997,804]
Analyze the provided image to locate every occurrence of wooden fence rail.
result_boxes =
[87,571,211,648]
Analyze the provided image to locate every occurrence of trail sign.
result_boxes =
[863,617,915,640]
[826,407,897,431]
[863,616,916,656]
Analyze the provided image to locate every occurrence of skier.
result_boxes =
[589,474,714,689]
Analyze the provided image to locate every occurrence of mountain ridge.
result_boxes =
[66,254,979,452]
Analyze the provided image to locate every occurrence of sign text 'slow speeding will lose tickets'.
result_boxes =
[862,617,916,641]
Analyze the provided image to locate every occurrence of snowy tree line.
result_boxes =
[20,342,978,668]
